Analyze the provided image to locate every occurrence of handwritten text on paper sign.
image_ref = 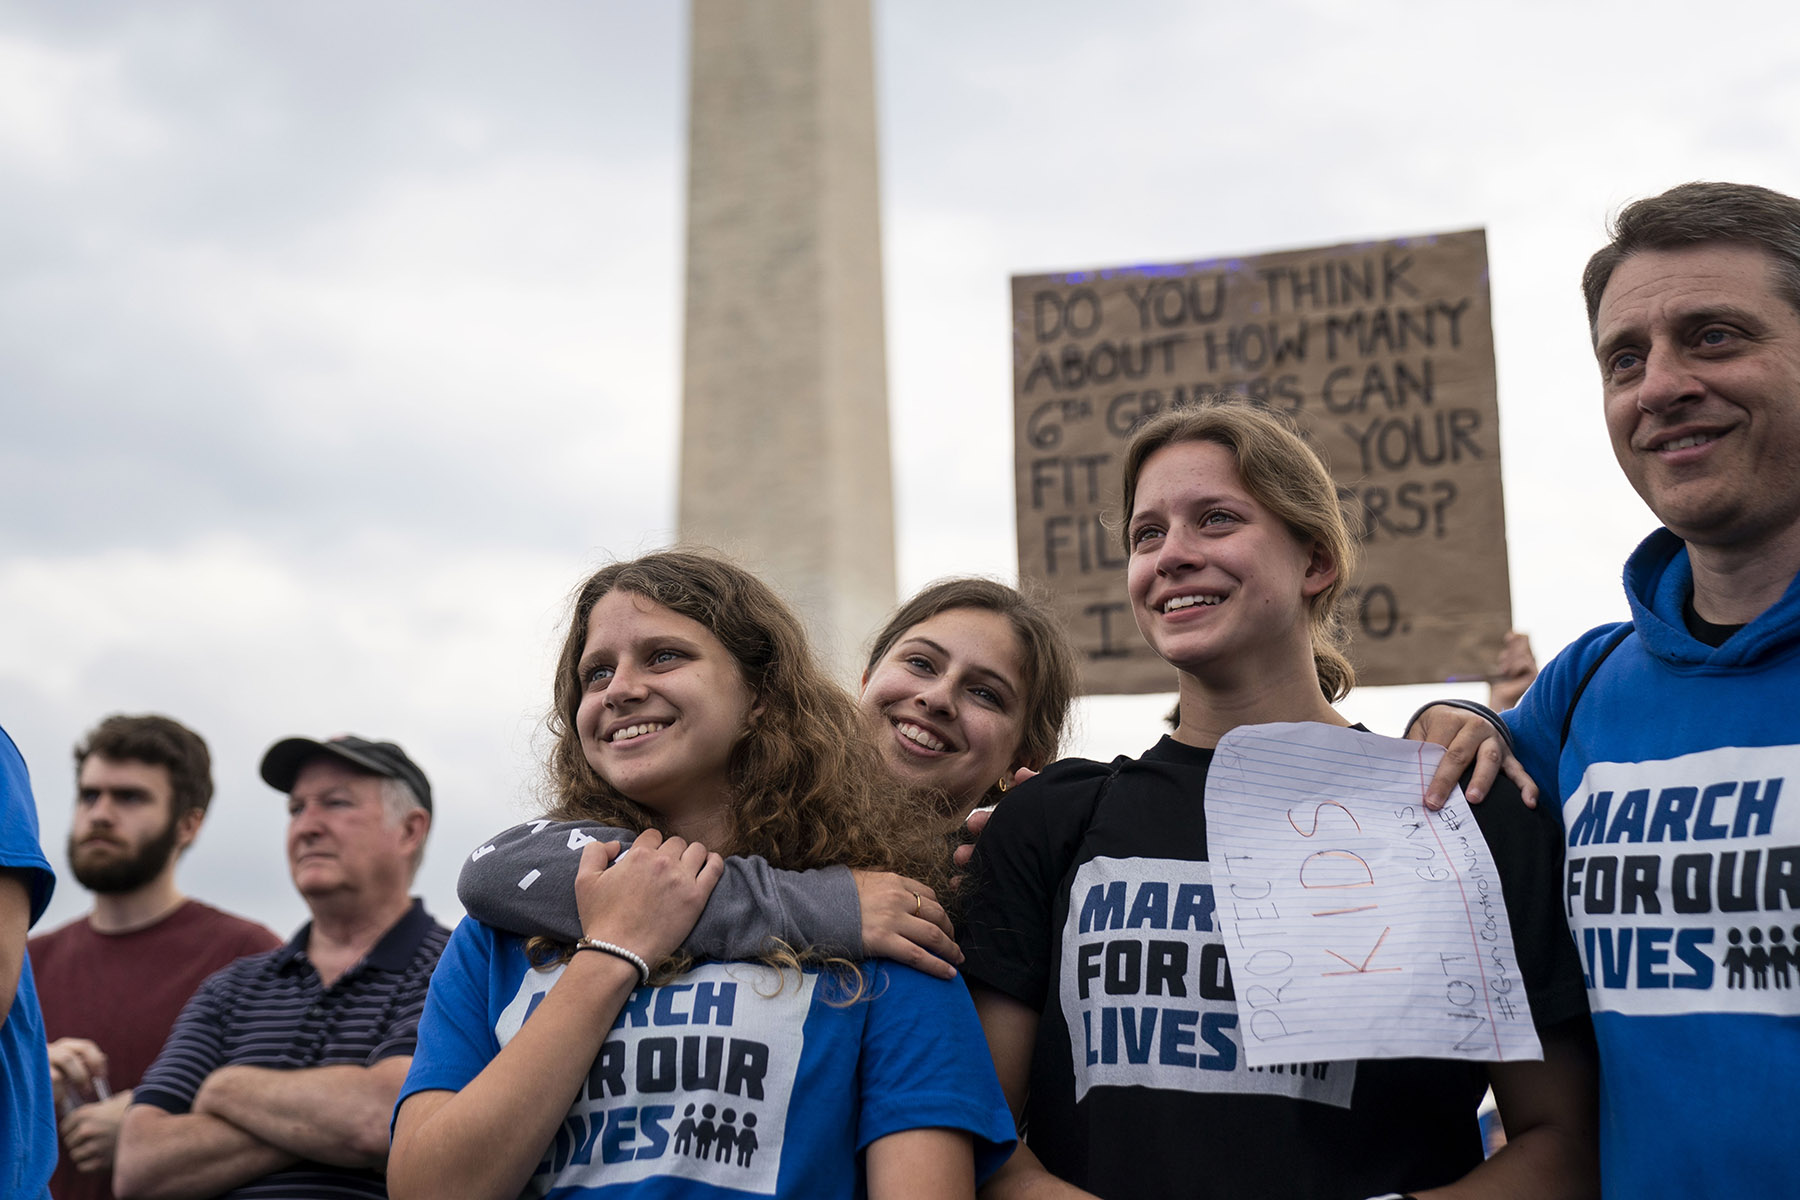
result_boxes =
[1207,723,1541,1066]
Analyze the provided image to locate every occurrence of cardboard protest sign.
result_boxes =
[1011,229,1511,692]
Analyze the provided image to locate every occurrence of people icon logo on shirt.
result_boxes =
[672,1102,760,1168]
[1723,925,1798,990]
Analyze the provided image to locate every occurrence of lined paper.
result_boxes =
[1208,722,1541,1065]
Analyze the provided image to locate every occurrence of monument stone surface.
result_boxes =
[677,0,897,679]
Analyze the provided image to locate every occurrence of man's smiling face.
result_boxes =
[1595,242,1800,552]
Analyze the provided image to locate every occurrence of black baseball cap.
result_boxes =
[259,734,433,814]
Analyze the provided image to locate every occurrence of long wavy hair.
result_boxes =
[1119,399,1359,702]
[546,549,953,888]
[863,577,1077,789]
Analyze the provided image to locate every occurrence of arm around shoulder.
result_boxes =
[689,859,863,960]
[1501,621,1633,802]
[457,819,619,941]
[461,818,873,961]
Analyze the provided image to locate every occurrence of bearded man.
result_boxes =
[27,716,279,1200]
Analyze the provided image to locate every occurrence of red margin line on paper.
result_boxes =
[1419,743,1503,1058]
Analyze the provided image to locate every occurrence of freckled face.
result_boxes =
[1596,243,1800,551]
[575,589,759,825]
[859,607,1028,813]
[1125,440,1332,680]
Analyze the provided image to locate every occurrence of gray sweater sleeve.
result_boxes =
[454,818,864,958]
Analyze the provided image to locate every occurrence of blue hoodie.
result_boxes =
[1506,528,1800,1199]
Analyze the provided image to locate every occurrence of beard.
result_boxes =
[69,814,182,894]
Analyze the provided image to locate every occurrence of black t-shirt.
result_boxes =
[961,733,1589,1200]
[1681,593,1744,647]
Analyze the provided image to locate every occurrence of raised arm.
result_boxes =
[458,819,961,977]
[391,832,722,1200]
[1488,631,1539,711]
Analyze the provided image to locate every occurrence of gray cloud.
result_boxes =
[6,0,1800,936]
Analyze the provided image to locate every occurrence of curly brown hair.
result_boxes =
[546,549,954,892]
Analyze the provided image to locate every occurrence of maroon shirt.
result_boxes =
[28,899,282,1200]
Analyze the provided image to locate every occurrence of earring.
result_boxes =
[996,775,1012,794]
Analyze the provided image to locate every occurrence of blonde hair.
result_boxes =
[1119,399,1359,702]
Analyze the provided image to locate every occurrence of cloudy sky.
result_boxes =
[5,1,1798,936]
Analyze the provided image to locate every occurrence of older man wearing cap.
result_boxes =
[114,735,449,1200]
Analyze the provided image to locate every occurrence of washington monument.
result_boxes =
[677,0,897,679]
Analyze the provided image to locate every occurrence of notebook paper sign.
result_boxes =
[1208,722,1541,1066]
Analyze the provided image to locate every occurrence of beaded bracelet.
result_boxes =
[574,937,650,986]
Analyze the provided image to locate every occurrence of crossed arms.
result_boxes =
[114,1056,410,1200]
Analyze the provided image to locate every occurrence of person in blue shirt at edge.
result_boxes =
[389,550,1017,1199]
[1408,181,1800,1198]
[2,723,60,1200]
[961,401,1600,1200]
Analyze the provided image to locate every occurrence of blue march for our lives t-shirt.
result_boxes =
[401,918,1016,1197]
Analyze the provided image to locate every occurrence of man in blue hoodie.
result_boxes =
[1500,182,1800,1197]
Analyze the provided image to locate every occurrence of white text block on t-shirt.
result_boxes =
[1208,722,1542,1065]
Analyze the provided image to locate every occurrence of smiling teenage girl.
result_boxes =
[860,578,1076,814]
[456,575,1077,975]
[388,551,1014,1200]
[960,400,1599,1200]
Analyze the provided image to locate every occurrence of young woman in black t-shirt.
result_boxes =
[962,400,1599,1200]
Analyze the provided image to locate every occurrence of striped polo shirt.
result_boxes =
[135,898,450,1199]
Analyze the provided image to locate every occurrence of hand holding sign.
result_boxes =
[1207,722,1540,1066]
